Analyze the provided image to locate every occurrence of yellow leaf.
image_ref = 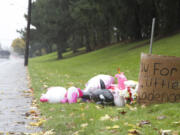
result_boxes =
[126,123,140,129]
[44,129,55,135]
[172,121,180,125]
[81,123,88,128]
[106,126,111,130]
[95,105,101,110]
[128,129,140,135]
[111,125,120,129]
[126,104,137,111]
[160,129,172,135]
[72,131,79,135]
[90,118,94,121]
[30,118,46,127]
[100,114,111,121]
[30,110,37,114]
[141,104,146,109]
[106,125,120,130]
[172,131,179,135]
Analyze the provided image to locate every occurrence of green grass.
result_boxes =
[29,33,180,135]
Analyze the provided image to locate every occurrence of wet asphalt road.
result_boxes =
[0,56,41,134]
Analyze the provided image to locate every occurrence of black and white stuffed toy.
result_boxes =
[82,79,114,105]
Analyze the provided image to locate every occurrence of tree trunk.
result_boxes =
[93,29,97,48]
[85,28,92,52]
[134,2,142,40]
[56,44,63,59]
[116,30,120,42]
[46,45,53,54]
[105,17,111,45]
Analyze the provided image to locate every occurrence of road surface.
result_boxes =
[0,56,41,134]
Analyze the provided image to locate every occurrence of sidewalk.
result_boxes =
[0,57,41,134]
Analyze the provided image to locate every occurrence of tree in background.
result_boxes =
[19,0,180,59]
[11,38,25,55]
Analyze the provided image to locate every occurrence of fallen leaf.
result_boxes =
[157,116,166,120]
[172,121,180,126]
[111,116,119,122]
[43,84,48,88]
[172,131,179,135]
[127,123,140,129]
[106,125,120,130]
[81,123,88,128]
[119,110,127,115]
[30,110,36,114]
[72,130,84,135]
[81,113,85,117]
[111,125,120,129]
[159,129,172,135]
[95,105,104,110]
[116,108,123,111]
[72,131,79,135]
[49,108,55,112]
[90,118,94,121]
[138,120,151,127]
[69,112,74,117]
[8,132,15,135]
[141,104,146,109]
[128,129,140,135]
[16,121,25,125]
[126,104,137,111]
[29,118,46,127]
[43,129,55,135]
[100,114,111,121]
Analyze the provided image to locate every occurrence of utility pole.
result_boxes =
[149,18,156,54]
[24,0,32,66]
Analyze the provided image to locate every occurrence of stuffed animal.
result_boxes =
[82,79,114,105]
[115,72,127,90]
[84,74,115,93]
[40,86,83,104]
[61,86,83,104]
[40,87,67,103]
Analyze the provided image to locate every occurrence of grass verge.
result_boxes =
[29,34,180,135]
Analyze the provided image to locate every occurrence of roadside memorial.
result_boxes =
[137,53,180,104]
[40,69,139,107]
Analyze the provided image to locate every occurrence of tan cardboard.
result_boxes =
[137,53,180,104]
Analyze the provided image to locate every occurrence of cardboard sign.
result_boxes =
[137,53,180,104]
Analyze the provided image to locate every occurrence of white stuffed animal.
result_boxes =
[84,74,114,92]
[40,87,67,103]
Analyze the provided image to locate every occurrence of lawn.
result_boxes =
[29,33,180,135]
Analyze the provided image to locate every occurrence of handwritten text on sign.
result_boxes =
[137,54,180,104]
